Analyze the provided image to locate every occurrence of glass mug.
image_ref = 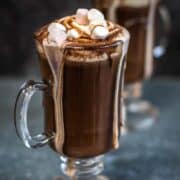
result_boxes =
[93,0,170,131]
[14,37,129,178]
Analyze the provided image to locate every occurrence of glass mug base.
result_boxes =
[125,98,158,131]
[124,82,159,132]
[55,175,109,180]
[58,155,106,180]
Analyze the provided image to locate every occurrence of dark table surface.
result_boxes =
[0,77,180,180]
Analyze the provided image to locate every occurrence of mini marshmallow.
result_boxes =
[48,22,66,33]
[48,30,67,45]
[89,19,107,31]
[47,22,67,45]
[67,29,80,39]
[91,26,109,40]
[88,9,105,22]
[76,8,89,25]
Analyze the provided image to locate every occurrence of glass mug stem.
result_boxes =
[60,155,104,179]
[124,82,142,100]
[14,80,54,148]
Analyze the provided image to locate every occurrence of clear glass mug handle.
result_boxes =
[153,4,171,58]
[14,80,54,148]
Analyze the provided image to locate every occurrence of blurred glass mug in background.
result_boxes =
[93,0,170,131]
[14,11,130,179]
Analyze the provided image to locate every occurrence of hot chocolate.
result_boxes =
[94,0,158,84]
[34,9,129,158]
[116,5,151,83]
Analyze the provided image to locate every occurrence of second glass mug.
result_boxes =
[14,35,129,179]
[93,0,170,131]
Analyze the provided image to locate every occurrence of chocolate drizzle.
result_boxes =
[112,30,129,148]
[42,42,66,153]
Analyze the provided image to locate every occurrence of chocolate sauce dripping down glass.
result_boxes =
[43,42,66,153]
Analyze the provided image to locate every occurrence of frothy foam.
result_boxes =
[65,50,109,62]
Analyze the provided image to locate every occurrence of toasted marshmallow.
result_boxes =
[48,22,66,33]
[67,29,80,39]
[88,9,105,22]
[89,19,107,31]
[48,30,67,45]
[76,8,89,25]
[91,26,109,40]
